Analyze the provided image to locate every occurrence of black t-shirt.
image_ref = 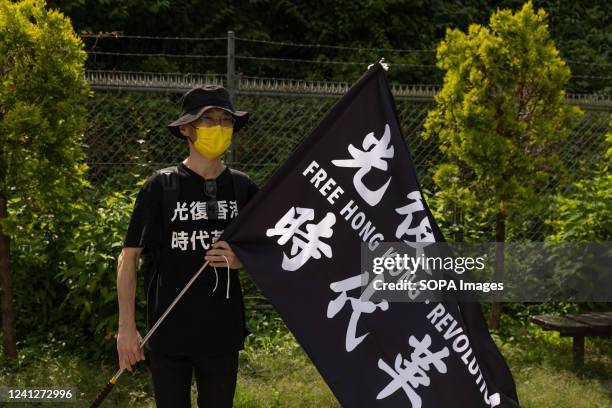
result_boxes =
[123,163,259,356]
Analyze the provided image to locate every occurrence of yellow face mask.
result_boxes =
[191,125,233,159]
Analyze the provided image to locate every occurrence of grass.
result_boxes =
[493,315,612,408]
[1,316,610,408]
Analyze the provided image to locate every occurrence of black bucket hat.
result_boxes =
[167,85,249,138]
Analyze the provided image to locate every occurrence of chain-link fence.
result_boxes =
[83,71,611,239]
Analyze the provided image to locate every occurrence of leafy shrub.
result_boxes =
[9,181,143,359]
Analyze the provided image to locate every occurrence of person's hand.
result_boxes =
[206,240,243,269]
[117,326,144,372]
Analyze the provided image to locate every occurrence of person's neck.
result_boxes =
[183,151,226,180]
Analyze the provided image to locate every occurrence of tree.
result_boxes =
[422,1,582,329]
[0,0,89,359]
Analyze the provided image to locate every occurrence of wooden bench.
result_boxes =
[531,312,612,367]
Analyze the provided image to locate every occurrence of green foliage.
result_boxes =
[547,128,612,242]
[542,0,612,93]
[55,188,145,353]
[422,1,583,241]
[43,1,611,92]
[0,0,91,358]
[8,180,143,358]
[0,0,89,231]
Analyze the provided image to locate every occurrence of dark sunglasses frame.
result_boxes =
[189,115,235,129]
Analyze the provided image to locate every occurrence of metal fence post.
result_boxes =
[226,30,236,166]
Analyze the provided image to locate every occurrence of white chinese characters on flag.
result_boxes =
[220,63,520,408]
[266,207,336,271]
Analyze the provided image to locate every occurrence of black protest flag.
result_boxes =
[220,63,519,408]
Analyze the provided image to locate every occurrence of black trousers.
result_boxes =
[146,349,239,408]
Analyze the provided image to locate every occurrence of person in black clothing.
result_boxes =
[116,85,258,407]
